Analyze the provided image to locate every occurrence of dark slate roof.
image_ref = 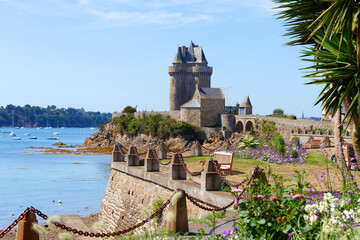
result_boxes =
[198,88,224,99]
[240,96,252,108]
[180,99,201,108]
[173,41,208,64]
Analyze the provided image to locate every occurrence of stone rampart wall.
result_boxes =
[99,162,233,236]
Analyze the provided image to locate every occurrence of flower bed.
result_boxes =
[229,144,308,165]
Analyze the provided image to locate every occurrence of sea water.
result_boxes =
[0,127,111,229]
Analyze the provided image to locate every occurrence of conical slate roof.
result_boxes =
[172,41,208,64]
[240,96,252,108]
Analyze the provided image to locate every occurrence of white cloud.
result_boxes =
[0,0,276,28]
[89,9,212,26]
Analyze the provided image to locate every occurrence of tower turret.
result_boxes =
[169,42,213,111]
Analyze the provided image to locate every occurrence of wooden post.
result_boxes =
[16,210,39,240]
[166,191,189,234]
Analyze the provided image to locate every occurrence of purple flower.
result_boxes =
[348,190,355,194]
[221,230,231,236]
[288,232,293,238]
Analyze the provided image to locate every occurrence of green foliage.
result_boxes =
[288,114,297,120]
[112,114,199,139]
[233,169,310,239]
[260,119,276,133]
[151,199,164,225]
[220,181,231,192]
[238,135,260,149]
[272,132,285,154]
[273,108,284,115]
[121,106,136,114]
[0,104,111,128]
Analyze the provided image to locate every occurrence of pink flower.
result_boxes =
[256,195,265,200]
[269,196,277,202]
[231,188,243,193]
[292,194,304,199]
[234,196,245,206]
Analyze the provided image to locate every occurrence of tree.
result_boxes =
[273,108,284,115]
[274,0,360,167]
[122,106,137,114]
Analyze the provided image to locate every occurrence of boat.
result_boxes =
[24,133,31,136]
[10,131,16,136]
[53,132,61,135]
[30,136,37,139]
[46,136,60,140]
[90,127,96,130]
[13,137,22,140]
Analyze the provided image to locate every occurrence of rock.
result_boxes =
[52,141,65,146]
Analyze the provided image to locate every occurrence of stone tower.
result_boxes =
[169,42,213,111]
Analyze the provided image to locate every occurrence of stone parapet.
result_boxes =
[99,162,233,235]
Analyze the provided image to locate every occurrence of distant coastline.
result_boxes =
[0,104,112,128]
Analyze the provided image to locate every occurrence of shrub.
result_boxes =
[288,114,297,120]
[261,119,276,133]
[121,106,136,114]
[150,199,164,225]
[273,108,284,115]
[112,114,198,139]
[272,132,285,154]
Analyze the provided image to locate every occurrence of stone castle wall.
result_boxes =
[169,65,212,111]
[180,108,201,126]
[99,162,232,236]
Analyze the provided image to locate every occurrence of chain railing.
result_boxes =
[210,158,252,188]
[201,140,228,152]
[176,153,204,176]
[0,165,260,239]
[151,149,172,165]
[0,207,31,238]
[163,141,194,154]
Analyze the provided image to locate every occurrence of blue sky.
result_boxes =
[0,0,322,117]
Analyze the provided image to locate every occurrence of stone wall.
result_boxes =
[180,108,201,126]
[200,98,225,127]
[99,162,233,236]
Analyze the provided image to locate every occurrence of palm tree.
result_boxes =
[274,0,360,166]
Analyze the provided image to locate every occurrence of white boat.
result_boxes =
[10,131,16,137]
[13,137,22,140]
[46,136,60,140]
[90,127,96,130]
[24,133,31,136]
[30,136,37,139]
[53,132,61,135]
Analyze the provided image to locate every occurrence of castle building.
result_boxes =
[169,42,213,111]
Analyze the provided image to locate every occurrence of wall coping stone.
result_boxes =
[111,162,233,208]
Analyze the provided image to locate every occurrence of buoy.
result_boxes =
[58,200,62,205]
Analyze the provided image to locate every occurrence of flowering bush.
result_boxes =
[230,144,307,165]
[303,192,360,237]
[229,170,309,239]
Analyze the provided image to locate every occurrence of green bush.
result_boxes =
[261,119,276,133]
[272,132,285,154]
[150,199,164,225]
[112,114,198,139]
